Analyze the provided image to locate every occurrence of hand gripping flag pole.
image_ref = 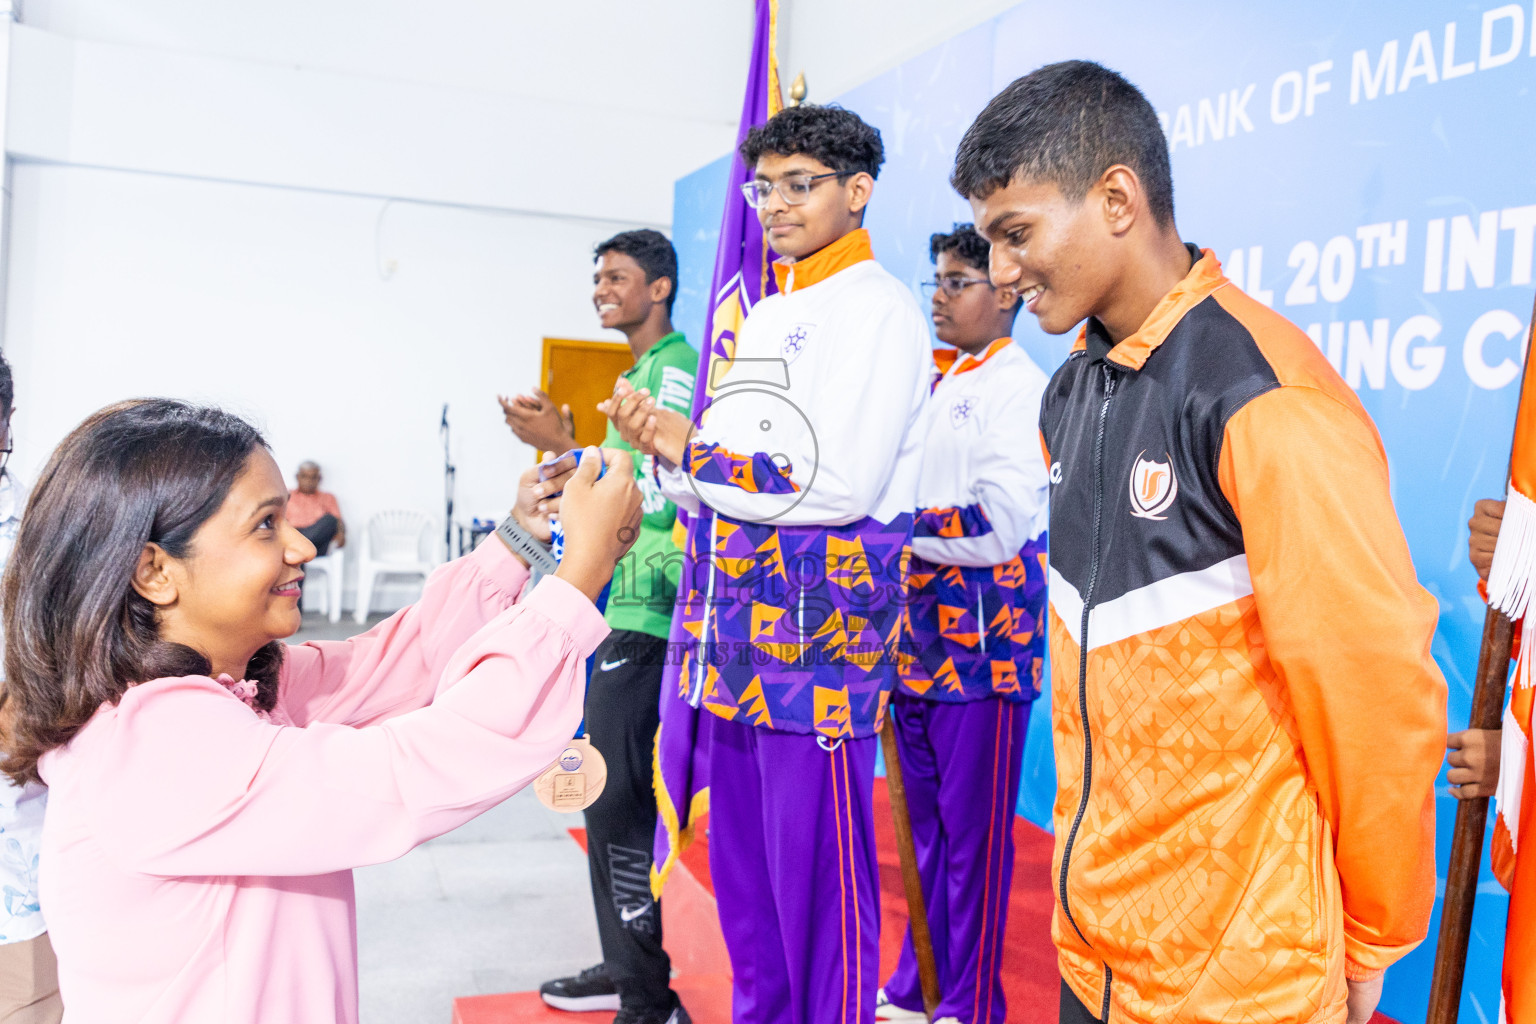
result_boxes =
[1428,290,1536,1024]
[1428,612,1516,1024]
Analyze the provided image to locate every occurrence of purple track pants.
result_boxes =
[881,694,1030,1024]
[704,712,879,1024]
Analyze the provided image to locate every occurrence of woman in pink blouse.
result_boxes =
[0,399,639,1023]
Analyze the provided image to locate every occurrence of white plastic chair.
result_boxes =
[354,510,441,624]
[303,546,346,625]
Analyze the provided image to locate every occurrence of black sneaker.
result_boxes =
[539,963,620,1012]
[612,997,691,1024]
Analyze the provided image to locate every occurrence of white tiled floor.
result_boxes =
[291,613,603,1024]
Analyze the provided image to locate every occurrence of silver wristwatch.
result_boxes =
[496,517,558,575]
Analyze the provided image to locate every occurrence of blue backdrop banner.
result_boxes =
[673,3,1534,1018]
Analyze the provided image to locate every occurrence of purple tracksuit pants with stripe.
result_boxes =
[881,693,1030,1024]
[704,713,879,1024]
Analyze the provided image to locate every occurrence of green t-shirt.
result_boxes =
[602,331,697,639]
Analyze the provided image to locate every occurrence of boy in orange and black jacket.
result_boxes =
[950,61,1447,1024]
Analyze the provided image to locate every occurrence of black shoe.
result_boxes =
[613,995,691,1024]
[539,963,620,1013]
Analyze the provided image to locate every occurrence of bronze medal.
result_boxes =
[533,736,607,812]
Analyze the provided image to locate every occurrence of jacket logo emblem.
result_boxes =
[950,397,977,428]
[781,325,811,364]
[1129,451,1178,521]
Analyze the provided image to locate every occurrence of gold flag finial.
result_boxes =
[789,71,807,106]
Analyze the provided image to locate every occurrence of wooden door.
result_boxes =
[541,338,635,449]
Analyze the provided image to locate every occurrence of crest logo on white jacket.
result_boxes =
[781,324,812,364]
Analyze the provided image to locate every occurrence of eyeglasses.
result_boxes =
[740,171,845,209]
[0,416,14,476]
[921,276,994,298]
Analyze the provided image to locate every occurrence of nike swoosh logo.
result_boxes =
[599,658,629,672]
[619,901,652,922]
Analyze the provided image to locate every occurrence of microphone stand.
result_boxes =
[441,404,456,559]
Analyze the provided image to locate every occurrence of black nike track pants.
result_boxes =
[583,630,674,1013]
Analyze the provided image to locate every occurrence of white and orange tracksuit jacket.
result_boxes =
[1040,247,1447,1024]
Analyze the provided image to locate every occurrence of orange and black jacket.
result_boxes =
[1040,248,1447,1024]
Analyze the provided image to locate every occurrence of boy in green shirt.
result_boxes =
[512,230,695,1024]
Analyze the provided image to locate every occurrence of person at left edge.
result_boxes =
[535,230,697,1024]
[877,224,1048,1024]
[5,400,641,1024]
[0,352,63,1024]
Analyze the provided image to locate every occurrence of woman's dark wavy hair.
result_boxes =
[0,399,283,784]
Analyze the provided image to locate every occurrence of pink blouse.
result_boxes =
[37,540,607,1023]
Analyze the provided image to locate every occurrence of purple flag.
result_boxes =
[651,0,782,898]
[693,0,782,418]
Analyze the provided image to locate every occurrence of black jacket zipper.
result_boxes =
[1057,362,1117,1021]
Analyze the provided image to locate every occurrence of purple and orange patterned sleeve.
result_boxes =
[913,504,993,540]
[685,441,800,495]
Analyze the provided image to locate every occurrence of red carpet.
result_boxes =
[454,779,1398,1023]
[871,782,1060,1016]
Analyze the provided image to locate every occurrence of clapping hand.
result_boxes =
[597,380,656,454]
[597,379,695,466]
[499,390,576,454]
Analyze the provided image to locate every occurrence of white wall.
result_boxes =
[3,22,737,227]
[9,0,752,225]
[0,0,757,612]
[779,0,1021,105]
[18,0,750,125]
[0,0,1018,613]
[5,162,640,607]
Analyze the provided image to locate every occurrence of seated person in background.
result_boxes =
[289,461,345,556]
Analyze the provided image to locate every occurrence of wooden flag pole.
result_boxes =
[1425,580,1517,1023]
[1429,288,1536,1022]
[880,718,942,1019]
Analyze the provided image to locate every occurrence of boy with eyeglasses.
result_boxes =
[605,104,930,1024]
[876,224,1048,1024]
